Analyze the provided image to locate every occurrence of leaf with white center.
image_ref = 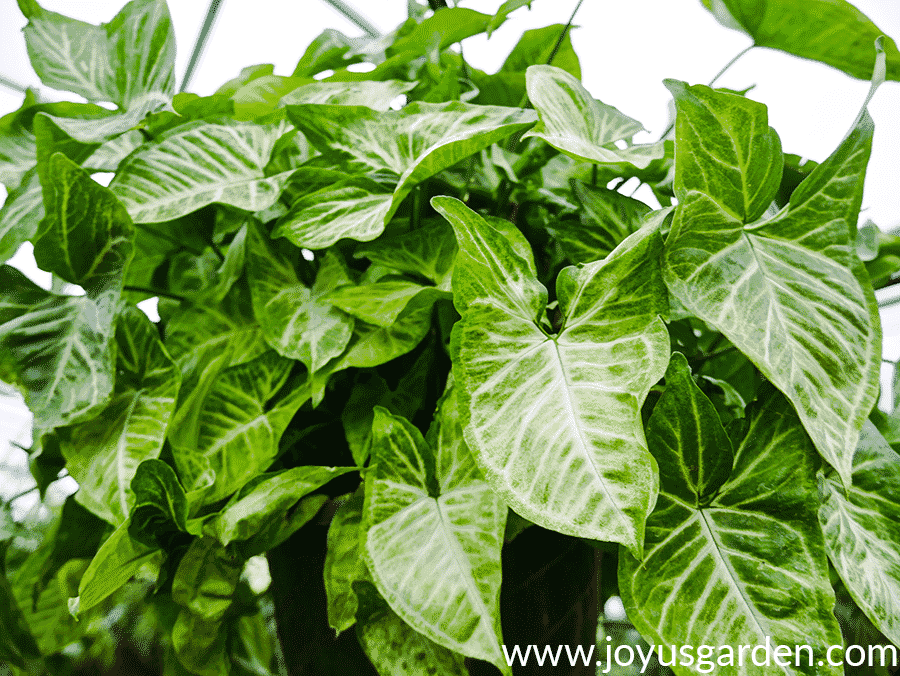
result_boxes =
[172,350,311,506]
[619,384,842,676]
[523,65,664,169]
[325,491,367,634]
[355,581,469,676]
[0,265,116,430]
[327,279,449,328]
[110,119,293,223]
[354,220,457,291]
[19,0,175,107]
[662,78,881,487]
[273,177,393,250]
[72,518,163,617]
[0,99,37,189]
[213,465,354,547]
[433,196,668,555]
[819,420,900,646]
[281,80,415,110]
[246,223,354,374]
[363,389,509,674]
[0,168,43,264]
[58,305,180,525]
[34,153,134,296]
[279,101,536,246]
[44,93,170,144]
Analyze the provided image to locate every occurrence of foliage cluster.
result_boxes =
[1,0,900,674]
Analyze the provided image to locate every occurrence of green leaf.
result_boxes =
[281,80,416,110]
[291,29,363,78]
[213,465,354,547]
[487,0,534,36]
[246,224,354,374]
[551,180,652,263]
[172,350,310,506]
[278,101,536,247]
[819,420,900,646]
[20,0,176,107]
[662,78,881,487]
[0,543,41,669]
[700,0,900,81]
[354,220,457,291]
[390,8,494,56]
[355,581,468,676]
[325,491,367,634]
[0,167,43,264]
[33,153,134,295]
[501,24,581,79]
[110,119,293,223]
[57,305,179,525]
[171,537,243,676]
[619,384,843,676]
[129,458,188,547]
[363,391,509,674]
[71,518,163,617]
[326,280,448,328]
[433,196,668,555]
[524,65,664,169]
[0,266,116,430]
[0,93,38,189]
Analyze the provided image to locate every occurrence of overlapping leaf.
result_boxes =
[524,65,664,168]
[0,266,116,430]
[354,220,457,290]
[662,76,882,487]
[58,305,180,525]
[0,168,43,264]
[277,101,536,248]
[246,223,354,374]
[819,420,900,646]
[110,119,294,223]
[325,491,367,634]
[434,196,668,555]
[700,0,900,81]
[363,388,508,674]
[620,374,842,676]
[129,458,189,547]
[19,0,176,107]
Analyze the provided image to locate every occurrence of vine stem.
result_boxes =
[659,43,754,140]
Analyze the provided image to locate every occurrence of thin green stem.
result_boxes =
[322,0,382,37]
[124,286,186,302]
[181,0,225,93]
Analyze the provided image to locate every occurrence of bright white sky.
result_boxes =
[1,0,899,511]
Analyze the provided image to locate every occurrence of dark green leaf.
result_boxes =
[0,543,43,668]
[129,458,189,547]
[325,491,367,634]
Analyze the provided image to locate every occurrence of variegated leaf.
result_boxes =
[433,196,668,555]
[59,305,180,525]
[619,382,842,676]
[354,220,457,291]
[819,420,900,646]
[662,75,882,487]
[363,386,508,674]
[246,223,354,374]
[110,119,293,223]
[326,279,449,328]
[0,168,43,264]
[523,65,664,168]
[325,491,367,634]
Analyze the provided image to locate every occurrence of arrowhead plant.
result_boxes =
[0,0,898,674]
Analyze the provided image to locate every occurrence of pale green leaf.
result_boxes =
[326,280,448,328]
[363,390,509,673]
[819,420,900,646]
[0,266,116,429]
[58,305,179,525]
[325,491,367,634]
[213,465,354,547]
[110,119,293,223]
[246,223,354,373]
[281,80,416,111]
[662,79,881,487]
[701,0,900,81]
[33,153,134,295]
[72,518,163,617]
[20,0,176,107]
[355,581,468,676]
[433,196,668,555]
[0,98,37,189]
[524,65,663,168]
[354,220,457,291]
[172,350,311,506]
[620,385,842,676]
